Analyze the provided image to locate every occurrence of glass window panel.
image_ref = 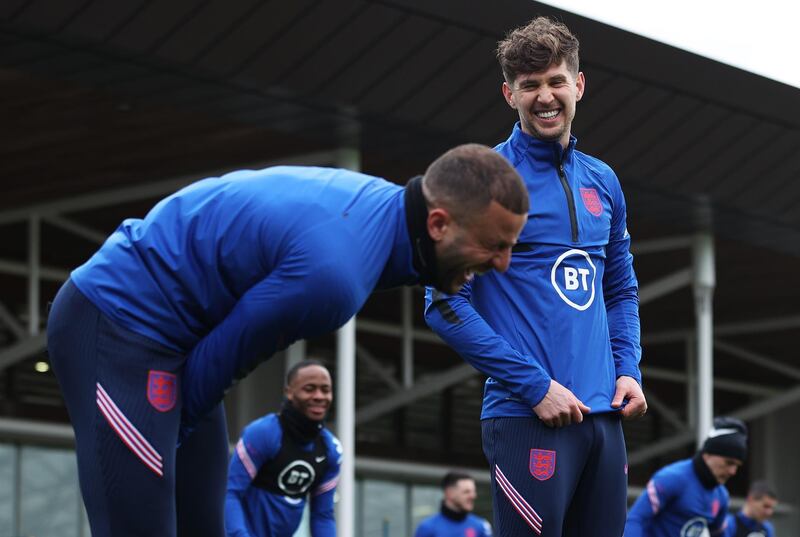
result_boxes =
[473,481,494,523]
[19,446,80,537]
[0,444,15,537]
[411,484,441,532]
[361,479,407,537]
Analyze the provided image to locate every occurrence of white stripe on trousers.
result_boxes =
[96,382,163,476]
[495,464,543,534]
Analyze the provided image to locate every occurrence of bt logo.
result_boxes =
[680,517,709,537]
[278,460,316,495]
[550,249,596,311]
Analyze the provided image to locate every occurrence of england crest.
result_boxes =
[529,449,556,481]
[580,187,603,216]
[147,370,177,412]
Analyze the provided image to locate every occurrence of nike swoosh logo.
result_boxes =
[315,456,326,463]
[707,427,739,438]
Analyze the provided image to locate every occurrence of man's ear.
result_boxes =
[427,207,451,241]
[284,386,291,400]
[502,81,516,109]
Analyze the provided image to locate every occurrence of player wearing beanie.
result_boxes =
[625,417,748,537]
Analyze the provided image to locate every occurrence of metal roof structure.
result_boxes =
[1,0,800,499]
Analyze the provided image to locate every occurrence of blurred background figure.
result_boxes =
[414,472,492,537]
[724,480,778,537]
[226,360,342,537]
[625,417,748,537]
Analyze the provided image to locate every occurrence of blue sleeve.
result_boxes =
[309,432,342,537]
[624,473,680,537]
[424,284,551,408]
[765,520,775,537]
[721,513,736,537]
[413,519,434,537]
[710,492,730,535]
[225,418,281,537]
[181,248,359,436]
[602,172,641,383]
[479,517,493,536]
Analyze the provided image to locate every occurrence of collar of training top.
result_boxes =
[692,452,720,490]
[279,399,324,444]
[404,175,440,289]
[440,500,469,522]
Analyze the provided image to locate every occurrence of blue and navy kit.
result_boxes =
[626,458,730,537]
[71,166,416,427]
[226,414,341,537]
[414,511,492,537]
[47,166,417,536]
[723,511,774,537]
[424,124,640,537]
[425,123,640,419]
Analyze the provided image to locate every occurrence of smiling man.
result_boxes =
[46,143,528,537]
[414,472,493,537]
[225,360,340,537]
[425,16,644,537]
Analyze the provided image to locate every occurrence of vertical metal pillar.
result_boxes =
[692,232,715,448]
[336,145,360,537]
[685,335,696,429]
[401,287,414,388]
[28,214,40,335]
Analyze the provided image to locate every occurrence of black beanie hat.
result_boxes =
[702,417,748,461]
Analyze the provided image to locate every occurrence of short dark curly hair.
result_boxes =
[496,16,580,83]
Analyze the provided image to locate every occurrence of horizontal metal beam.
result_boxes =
[715,339,800,381]
[0,300,26,340]
[643,314,800,345]
[0,259,69,282]
[629,382,800,466]
[357,318,443,345]
[0,333,47,371]
[642,365,780,397]
[356,343,402,392]
[355,363,476,425]
[638,267,692,304]
[362,314,800,351]
[642,388,689,432]
[630,235,692,255]
[0,151,340,225]
[356,456,490,484]
[43,214,106,245]
[0,417,74,444]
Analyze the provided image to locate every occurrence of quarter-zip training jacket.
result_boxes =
[226,414,341,537]
[71,166,417,427]
[425,123,641,418]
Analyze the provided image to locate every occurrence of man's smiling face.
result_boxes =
[502,60,585,148]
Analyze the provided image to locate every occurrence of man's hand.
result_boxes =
[611,375,647,419]
[533,379,591,427]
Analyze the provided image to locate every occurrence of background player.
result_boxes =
[226,360,340,537]
[414,472,492,537]
[723,480,777,537]
[625,417,748,536]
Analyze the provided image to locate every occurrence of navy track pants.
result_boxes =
[481,413,627,537]
[47,279,229,537]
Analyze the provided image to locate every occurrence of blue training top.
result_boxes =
[425,124,640,418]
[723,511,774,537]
[414,511,493,537]
[71,166,416,424]
[226,414,341,537]
[626,458,730,537]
